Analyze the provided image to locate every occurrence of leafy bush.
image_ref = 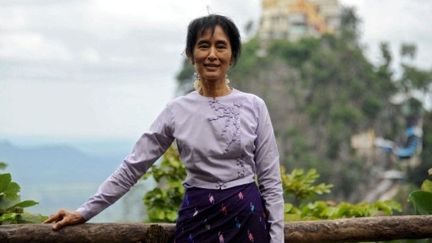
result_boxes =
[409,172,432,215]
[285,200,401,221]
[281,167,332,202]
[0,162,46,224]
[282,167,401,221]
[142,147,186,222]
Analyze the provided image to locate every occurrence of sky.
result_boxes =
[1,0,431,145]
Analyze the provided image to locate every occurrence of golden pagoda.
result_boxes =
[259,0,341,41]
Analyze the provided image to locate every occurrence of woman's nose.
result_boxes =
[207,47,217,61]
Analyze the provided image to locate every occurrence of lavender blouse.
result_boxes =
[76,89,284,243]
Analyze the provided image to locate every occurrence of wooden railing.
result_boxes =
[1,215,432,242]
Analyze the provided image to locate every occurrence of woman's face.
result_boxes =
[193,25,232,84]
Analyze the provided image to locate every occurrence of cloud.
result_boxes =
[0,0,215,84]
[339,0,432,69]
[0,32,72,61]
[0,0,86,7]
[80,48,101,64]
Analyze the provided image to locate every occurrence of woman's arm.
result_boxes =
[45,105,175,229]
[254,98,284,243]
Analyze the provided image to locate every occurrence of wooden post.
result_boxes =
[0,223,175,243]
[1,216,432,242]
[285,216,432,242]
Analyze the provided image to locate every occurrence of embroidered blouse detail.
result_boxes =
[208,100,241,154]
[236,154,247,178]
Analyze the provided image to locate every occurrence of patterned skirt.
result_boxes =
[174,182,270,243]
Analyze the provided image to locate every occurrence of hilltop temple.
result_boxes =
[258,0,341,41]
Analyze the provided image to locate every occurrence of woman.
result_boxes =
[45,14,284,243]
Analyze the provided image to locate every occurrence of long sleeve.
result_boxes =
[76,106,175,220]
[254,99,284,243]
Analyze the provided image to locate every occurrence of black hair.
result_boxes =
[185,14,241,65]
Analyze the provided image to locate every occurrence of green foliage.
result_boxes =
[175,59,195,92]
[361,96,382,119]
[270,37,320,67]
[247,16,397,184]
[339,7,360,41]
[233,37,261,72]
[142,146,186,222]
[329,104,363,125]
[421,179,432,192]
[0,162,7,170]
[400,65,432,92]
[409,174,432,215]
[409,191,432,215]
[281,167,332,202]
[0,163,46,224]
[285,200,401,221]
[396,42,432,118]
[283,128,323,172]
[282,167,401,221]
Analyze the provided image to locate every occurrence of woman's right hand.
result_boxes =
[43,209,86,230]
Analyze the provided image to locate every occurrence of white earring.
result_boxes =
[225,74,230,85]
[193,72,201,91]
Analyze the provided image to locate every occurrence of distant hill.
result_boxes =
[0,140,151,222]
[0,140,121,184]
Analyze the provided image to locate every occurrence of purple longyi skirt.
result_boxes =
[174,182,270,243]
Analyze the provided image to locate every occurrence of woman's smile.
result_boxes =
[204,63,220,70]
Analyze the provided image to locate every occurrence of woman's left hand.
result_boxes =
[43,209,86,230]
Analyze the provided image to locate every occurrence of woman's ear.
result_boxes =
[189,56,195,65]
[186,52,195,65]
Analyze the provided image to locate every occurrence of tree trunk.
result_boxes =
[1,216,432,242]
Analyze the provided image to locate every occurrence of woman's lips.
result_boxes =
[204,64,219,71]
